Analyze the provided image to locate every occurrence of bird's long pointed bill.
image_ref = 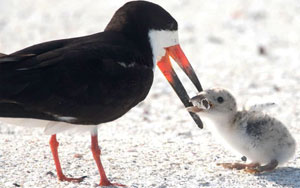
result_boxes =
[157,44,203,128]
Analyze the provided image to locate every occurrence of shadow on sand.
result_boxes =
[257,167,300,187]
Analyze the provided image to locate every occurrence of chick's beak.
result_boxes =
[187,95,212,113]
[186,106,203,113]
[157,44,203,128]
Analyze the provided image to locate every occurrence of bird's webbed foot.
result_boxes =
[217,162,260,170]
[244,160,278,174]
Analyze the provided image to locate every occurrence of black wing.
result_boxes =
[0,32,153,124]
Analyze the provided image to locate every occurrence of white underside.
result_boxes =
[0,117,97,135]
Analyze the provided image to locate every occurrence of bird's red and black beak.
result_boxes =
[157,44,203,128]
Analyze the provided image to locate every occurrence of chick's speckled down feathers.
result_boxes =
[188,88,296,166]
[232,110,295,165]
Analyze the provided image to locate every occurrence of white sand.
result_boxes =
[1,0,300,187]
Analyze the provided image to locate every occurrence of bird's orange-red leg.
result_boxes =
[49,134,86,182]
[91,132,126,187]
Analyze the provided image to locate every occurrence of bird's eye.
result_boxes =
[217,97,224,103]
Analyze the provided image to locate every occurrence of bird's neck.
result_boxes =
[105,21,154,69]
[202,112,236,132]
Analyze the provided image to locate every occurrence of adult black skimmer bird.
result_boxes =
[0,1,203,186]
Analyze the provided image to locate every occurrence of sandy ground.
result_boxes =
[1,0,300,187]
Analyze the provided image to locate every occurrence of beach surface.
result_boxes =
[0,0,300,187]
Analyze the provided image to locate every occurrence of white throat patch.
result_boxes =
[148,30,179,69]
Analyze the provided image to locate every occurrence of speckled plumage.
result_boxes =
[231,110,295,165]
[188,88,296,173]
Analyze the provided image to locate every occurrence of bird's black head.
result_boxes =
[106,1,203,128]
[105,1,178,33]
[105,1,180,65]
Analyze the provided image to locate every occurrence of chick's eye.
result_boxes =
[217,97,224,103]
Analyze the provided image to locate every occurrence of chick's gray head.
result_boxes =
[187,88,237,117]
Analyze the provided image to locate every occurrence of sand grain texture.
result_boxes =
[1,0,300,187]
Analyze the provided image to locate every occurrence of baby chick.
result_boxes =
[187,88,296,174]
